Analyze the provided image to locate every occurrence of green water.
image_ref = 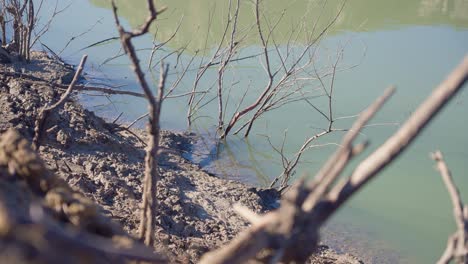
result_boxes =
[37,0,468,263]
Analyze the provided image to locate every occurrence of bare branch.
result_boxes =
[72,85,145,98]
[200,85,394,264]
[201,55,468,263]
[221,1,347,139]
[325,55,468,216]
[301,86,395,211]
[431,151,467,264]
[432,151,465,231]
[111,0,167,247]
[32,54,88,150]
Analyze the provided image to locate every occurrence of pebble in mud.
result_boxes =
[56,129,71,147]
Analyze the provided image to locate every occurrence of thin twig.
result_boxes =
[32,54,87,150]
[432,151,467,264]
[200,55,468,264]
[111,0,165,247]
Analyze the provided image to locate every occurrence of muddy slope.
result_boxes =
[0,51,361,263]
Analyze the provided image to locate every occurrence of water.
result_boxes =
[36,0,468,263]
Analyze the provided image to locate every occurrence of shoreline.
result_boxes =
[0,51,363,263]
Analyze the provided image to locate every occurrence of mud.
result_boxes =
[0,51,362,263]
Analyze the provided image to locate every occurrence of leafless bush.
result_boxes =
[103,0,347,145]
[0,0,35,60]
[81,2,468,263]
[185,0,249,128]
[0,0,68,61]
[199,56,468,263]
[216,0,346,139]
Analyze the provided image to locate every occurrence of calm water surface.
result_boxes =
[37,0,468,263]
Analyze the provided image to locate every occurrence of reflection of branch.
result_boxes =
[201,55,468,263]
[431,151,467,264]
[32,55,88,150]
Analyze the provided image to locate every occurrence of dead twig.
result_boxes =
[321,55,468,217]
[200,83,395,264]
[221,1,347,139]
[431,151,467,264]
[200,55,468,263]
[111,0,167,247]
[32,54,87,150]
[268,45,353,189]
[126,112,149,130]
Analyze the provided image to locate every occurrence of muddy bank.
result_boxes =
[0,51,362,263]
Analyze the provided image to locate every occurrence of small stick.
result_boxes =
[431,151,467,264]
[126,112,149,130]
[32,54,88,150]
[111,0,167,247]
[112,112,124,124]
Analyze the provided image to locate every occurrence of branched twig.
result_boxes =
[322,55,468,217]
[32,54,87,150]
[431,151,467,264]
[111,0,167,247]
[268,47,350,189]
[220,1,347,139]
[200,55,468,264]
[216,0,240,131]
[200,82,394,264]
[58,17,103,56]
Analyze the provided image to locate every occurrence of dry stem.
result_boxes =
[432,151,467,264]
[32,54,87,150]
[111,0,167,247]
[200,55,468,263]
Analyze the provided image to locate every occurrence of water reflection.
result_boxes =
[188,126,274,185]
[91,0,468,50]
[418,0,468,19]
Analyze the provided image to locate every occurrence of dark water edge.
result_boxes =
[185,131,408,263]
[72,99,405,263]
